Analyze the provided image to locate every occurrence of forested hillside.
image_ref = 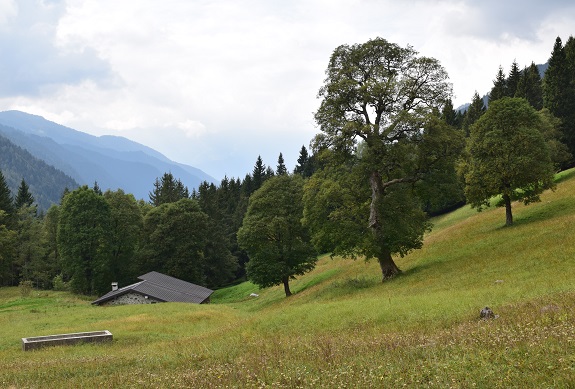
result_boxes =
[0,133,78,211]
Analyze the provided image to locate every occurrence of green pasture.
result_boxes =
[1,170,574,388]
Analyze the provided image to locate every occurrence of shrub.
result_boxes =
[19,280,34,297]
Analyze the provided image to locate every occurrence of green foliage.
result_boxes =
[507,60,521,98]
[462,92,486,137]
[14,179,35,211]
[293,145,316,178]
[52,274,68,291]
[13,205,46,287]
[57,186,113,295]
[138,198,234,286]
[251,155,266,194]
[0,170,13,217]
[312,37,456,278]
[489,66,507,103]
[0,212,16,286]
[103,189,143,286]
[238,175,317,296]
[303,162,431,261]
[0,134,78,212]
[148,172,189,206]
[543,36,575,165]
[275,152,287,175]
[303,160,369,256]
[461,97,556,226]
[18,280,33,297]
[516,62,543,110]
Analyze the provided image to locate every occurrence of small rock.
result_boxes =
[480,306,495,319]
[494,280,504,284]
[249,293,259,297]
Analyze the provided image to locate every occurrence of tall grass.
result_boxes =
[1,170,574,388]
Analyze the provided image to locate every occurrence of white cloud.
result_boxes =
[176,120,207,139]
[0,0,17,25]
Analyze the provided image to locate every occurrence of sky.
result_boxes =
[0,0,574,181]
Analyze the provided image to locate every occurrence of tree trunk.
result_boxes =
[378,249,401,281]
[503,193,513,226]
[369,171,401,281]
[282,276,292,297]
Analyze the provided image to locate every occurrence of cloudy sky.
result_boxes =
[0,0,573,180]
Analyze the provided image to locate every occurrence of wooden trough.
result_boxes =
[21,330,113,351]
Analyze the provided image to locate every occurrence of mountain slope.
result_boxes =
[0,133,79,210]
[0,111,216,200]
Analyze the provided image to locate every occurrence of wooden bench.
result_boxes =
[22,330,113,351]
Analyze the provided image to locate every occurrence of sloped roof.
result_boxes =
[91,271,213,305]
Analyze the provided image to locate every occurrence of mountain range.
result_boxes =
[0,110,215,209]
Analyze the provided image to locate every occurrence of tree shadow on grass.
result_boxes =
[511,197,575,228]
[397,262,435,279]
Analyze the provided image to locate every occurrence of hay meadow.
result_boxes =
[1,170,575,388]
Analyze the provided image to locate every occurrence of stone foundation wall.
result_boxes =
[104,292,161,305]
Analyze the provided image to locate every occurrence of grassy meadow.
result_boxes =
[1,170,575,388]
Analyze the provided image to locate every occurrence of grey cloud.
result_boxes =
[0,0,115,97]
[441,0,575,41]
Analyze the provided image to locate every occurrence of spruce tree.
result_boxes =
[93,181,103,195]
[489,66,507,103]
[0,171,13,216]
[252,156,266,193]
[544,36,575,165]
[149,172,189,206]
[441,99,458,127]
[276,153,287,175]
[462,92,486,137]
[14,179,35,210]
[507,60,521,98]
[543,37,569,116]
[294,145,315,178]
[516,62,543,110]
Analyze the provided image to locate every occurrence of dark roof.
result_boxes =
[91,271,213,305]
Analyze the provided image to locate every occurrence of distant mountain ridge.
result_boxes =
[0,110,216,201]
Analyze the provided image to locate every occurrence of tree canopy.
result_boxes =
[310,37,460,280]
[14,179,35,210]
[543,36,575,166]
[237,175,316,297]
[149,172,189,206]
[461,97,556,226]
[58,186,113,294]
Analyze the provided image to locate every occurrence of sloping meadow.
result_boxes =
[1,170,574,388]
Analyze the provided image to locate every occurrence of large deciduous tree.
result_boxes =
[58,186,112,295]
[310,37,458,280]
[461,97,556,226]
[237,175,317,297]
